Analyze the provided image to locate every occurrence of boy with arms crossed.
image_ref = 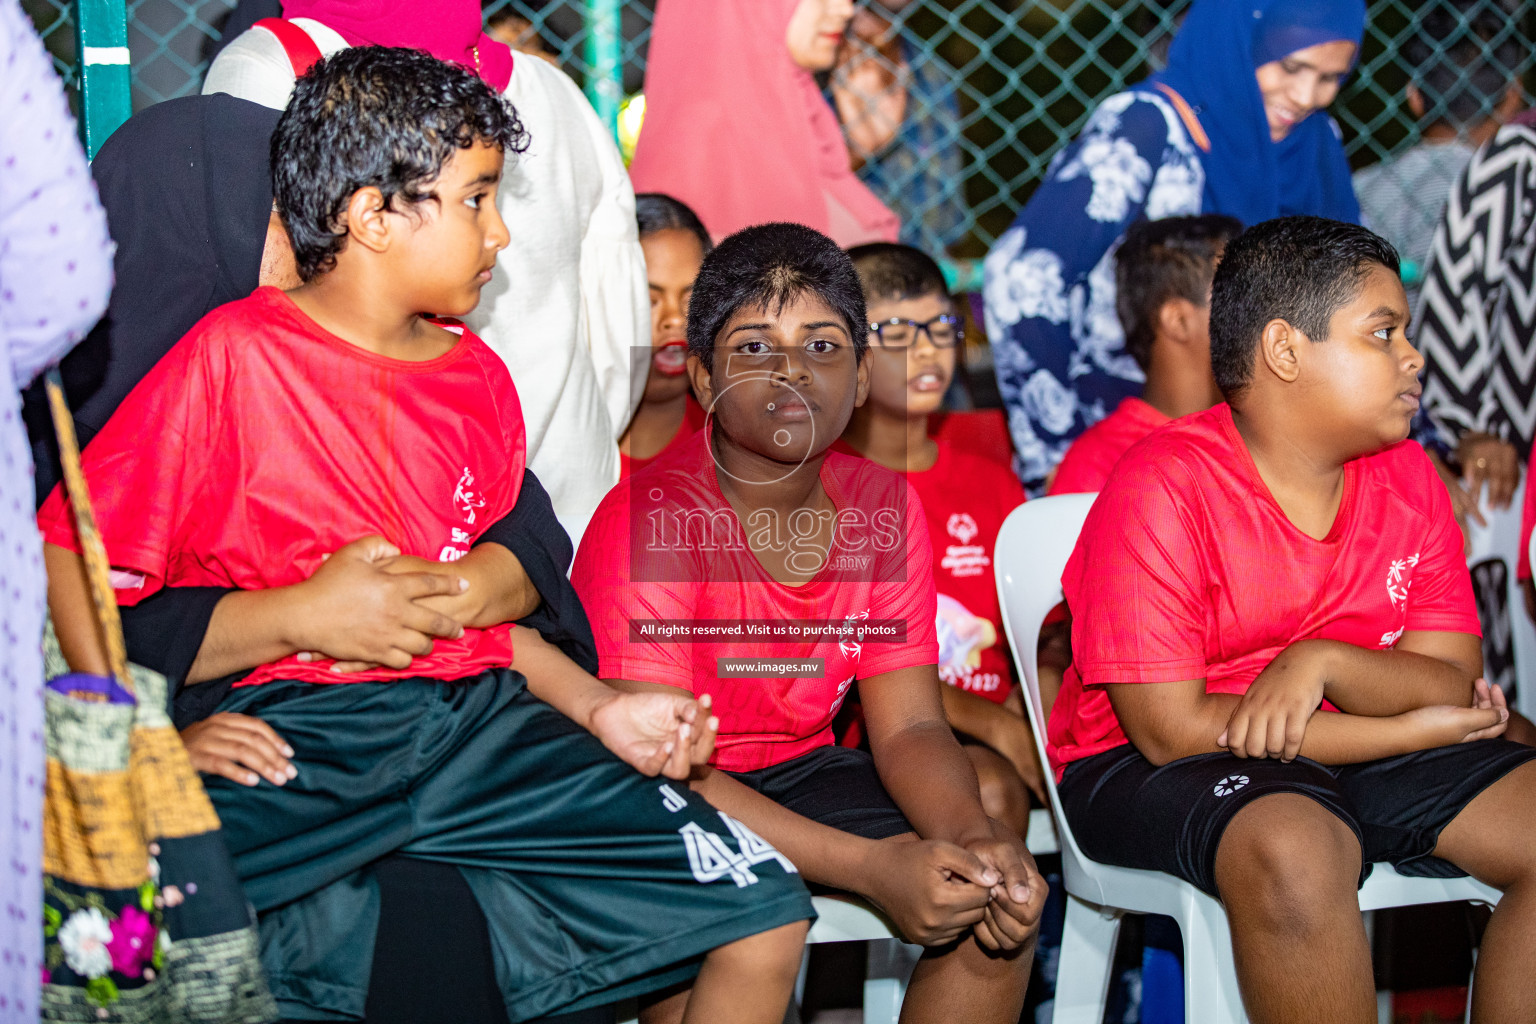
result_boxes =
[41,48,811,1024]
[1053,215,1536,1023]
[573,224,1045,1024]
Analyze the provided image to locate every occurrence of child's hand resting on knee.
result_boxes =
[862,838,999,947]
[964,821,1048,952]
[180,712,297,787]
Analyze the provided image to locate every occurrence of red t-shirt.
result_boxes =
[619,397,707,479]
[930,409,1012,471]
[906,439,1027,703]
[571,429,940,772]
[1047,404,1479,776]
[1049,397,1170,496]
[38,287,525,687]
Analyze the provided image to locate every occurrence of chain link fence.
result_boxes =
[21,0,1536,269]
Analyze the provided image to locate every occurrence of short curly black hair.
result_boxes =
[1210,216,1400,400]
[687,223,867,372]
[272,46,528,281]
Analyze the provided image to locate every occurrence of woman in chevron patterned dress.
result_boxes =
[1417,109,1536,501]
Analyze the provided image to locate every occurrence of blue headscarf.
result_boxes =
[1138,0,1365,229]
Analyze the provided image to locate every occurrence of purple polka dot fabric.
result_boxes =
[0,1,113,1019]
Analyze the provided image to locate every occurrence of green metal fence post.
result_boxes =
[583,0,622,142]
[73,0,131,157]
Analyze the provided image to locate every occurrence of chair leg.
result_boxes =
[864,938,922,1024]
[1052,895,1123,1024]
[1181,895,1248,1024]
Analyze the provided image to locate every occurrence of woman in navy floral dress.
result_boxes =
[985,0,1364,493]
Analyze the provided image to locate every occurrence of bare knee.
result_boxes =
[1216,795,1361,937]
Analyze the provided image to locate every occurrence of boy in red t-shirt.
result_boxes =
[41,48,812,1024]
[1054,215,1536,1021]
[1050,214,1239,495]
[573,223,1046,1024]
[837,243,1039,833]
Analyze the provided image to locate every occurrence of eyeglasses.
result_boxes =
[867,314,964,349]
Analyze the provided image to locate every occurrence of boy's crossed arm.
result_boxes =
[191,535,482,682]
[298,538,538,674]
[1109,630,1508,768]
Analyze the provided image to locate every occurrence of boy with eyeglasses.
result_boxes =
[839,242,1041,834]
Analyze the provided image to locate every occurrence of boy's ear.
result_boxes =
[1256,317,1303,385]
[854,345,871,407]
[687,352,713,412]
[1157,297,1201,348]
[344,186,393,256]
[1405,84,1425,121]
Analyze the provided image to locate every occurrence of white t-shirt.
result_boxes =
[204,20,648,544]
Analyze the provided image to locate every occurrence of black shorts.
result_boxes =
[208,672,814,1022]
[725,744,915,840]
[1058,740,1536,898]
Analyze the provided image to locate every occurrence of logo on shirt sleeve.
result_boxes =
[1386,553,1421,610]
[1379,552,1421,647]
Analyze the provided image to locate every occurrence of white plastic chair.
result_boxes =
[993,494,1503,1024]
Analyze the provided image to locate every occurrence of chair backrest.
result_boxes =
[993,493,1107,896]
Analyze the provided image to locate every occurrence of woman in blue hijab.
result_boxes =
[983,0,1365,494]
